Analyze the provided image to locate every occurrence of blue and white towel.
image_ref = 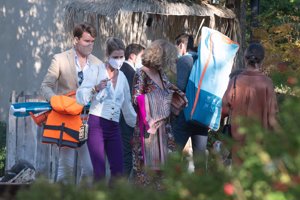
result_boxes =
[184,27,239,131]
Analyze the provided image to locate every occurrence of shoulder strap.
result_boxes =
[142,67,165,89]
[228,75,238,124]
[43,124,79,141]
[232,75,237,101]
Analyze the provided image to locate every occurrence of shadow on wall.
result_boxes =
[0,0,75,122]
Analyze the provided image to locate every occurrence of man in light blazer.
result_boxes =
[40,22,102,184]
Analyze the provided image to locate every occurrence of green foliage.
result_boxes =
[17,154,233,200]
[16,178,107,200]
[0,148,5,177]
[232,95,300,199]
[0,121,6,177]
[15,94,300,200]
[251,0,300,94]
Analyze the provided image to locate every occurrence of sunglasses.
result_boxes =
[78,71,83,86]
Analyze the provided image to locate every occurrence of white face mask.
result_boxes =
[108,58,125,70]
[134,57,143,69]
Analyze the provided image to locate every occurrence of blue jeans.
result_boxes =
[172,112,208,155]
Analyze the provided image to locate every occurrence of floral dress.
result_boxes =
[132,69,177,186]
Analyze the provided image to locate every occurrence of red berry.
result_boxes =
[287,76,298,85]
[223,183,234,196]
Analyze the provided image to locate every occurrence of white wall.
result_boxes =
[0,0,81,122]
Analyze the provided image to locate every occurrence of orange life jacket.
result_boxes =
[42,95,85,148]
[30,90,77,126]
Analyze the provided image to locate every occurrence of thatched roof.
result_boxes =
[65,0,235,19]
[64,0,241,67]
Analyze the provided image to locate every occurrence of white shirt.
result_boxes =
[74,49,90,85]
[76,63,136,127]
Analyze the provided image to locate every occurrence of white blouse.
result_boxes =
[76,63,136,127]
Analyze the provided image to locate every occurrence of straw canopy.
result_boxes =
[65,0,235,18]
[64,0,240,67]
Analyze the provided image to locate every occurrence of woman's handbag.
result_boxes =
[221,75,237,137]
[171,90,188,116]
[79,109,89,143]
[79,122,88,142]
[222,115,232,137]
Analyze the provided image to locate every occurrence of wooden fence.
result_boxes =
[7,91,59,181]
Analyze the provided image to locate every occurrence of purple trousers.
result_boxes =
[87,114,124,181]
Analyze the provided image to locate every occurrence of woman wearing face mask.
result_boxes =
[76,37,137,182]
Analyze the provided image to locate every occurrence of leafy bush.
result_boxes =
[251,0,300,92]
[0,121,6,177]
[15,93,300,200]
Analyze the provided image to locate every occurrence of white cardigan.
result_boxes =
[76,63,136,127]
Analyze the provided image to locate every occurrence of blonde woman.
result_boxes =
[132,39,185,186]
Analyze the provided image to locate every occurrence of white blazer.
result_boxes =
[76,63,136,127]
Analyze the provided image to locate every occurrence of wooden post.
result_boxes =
[6,92,54,180]
[6,91,17,170]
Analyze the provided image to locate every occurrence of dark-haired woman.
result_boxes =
[222,43,278,162]
[76,37,136,181]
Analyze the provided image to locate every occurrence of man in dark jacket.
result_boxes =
[173,33,209,170]
[120,43,144,177]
